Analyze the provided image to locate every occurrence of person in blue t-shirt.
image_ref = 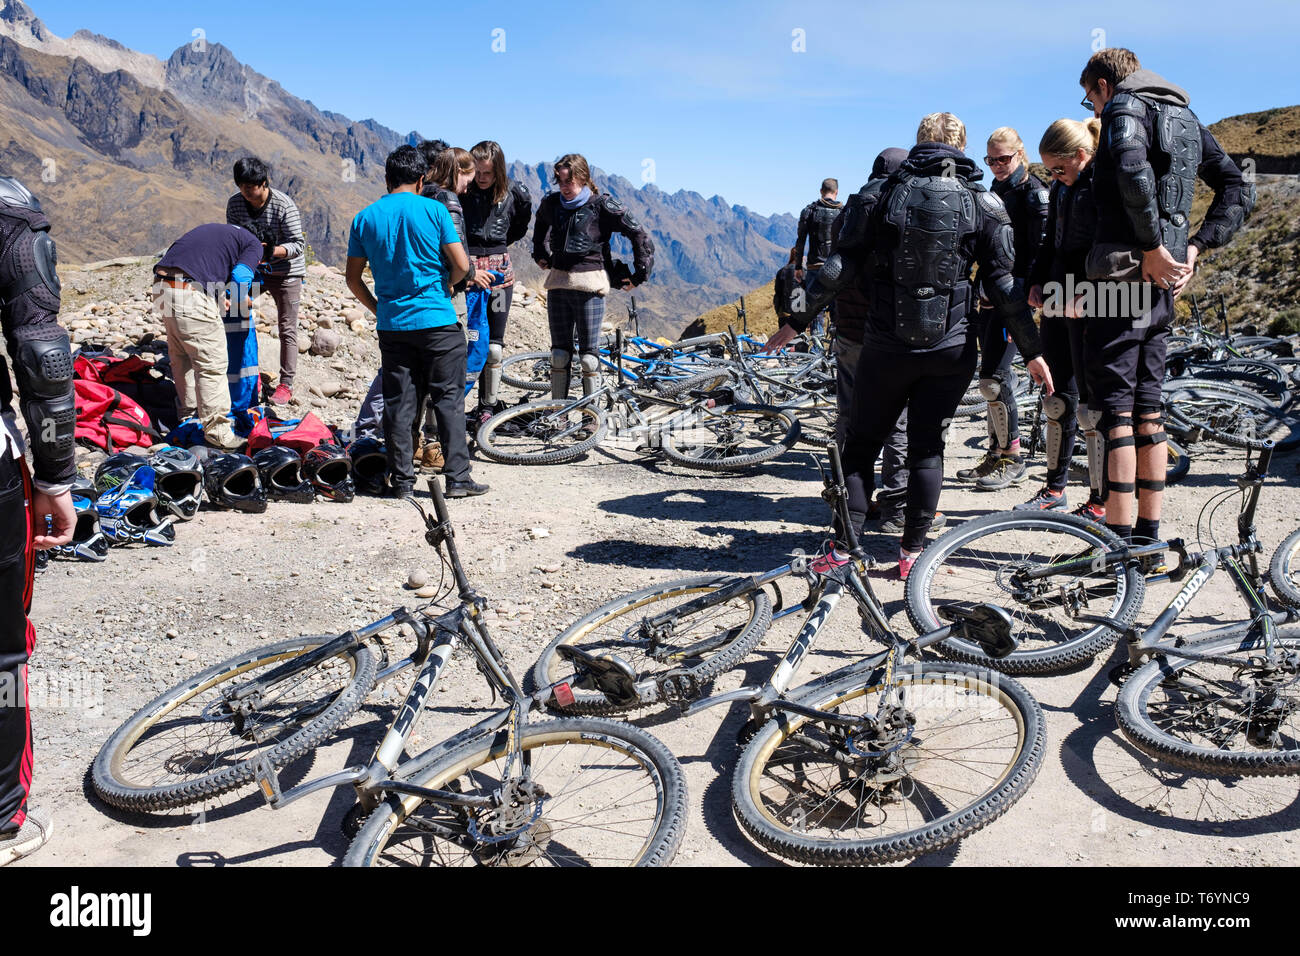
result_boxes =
[345,145,488,498]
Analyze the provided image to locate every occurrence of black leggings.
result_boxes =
[487,284,513,345]
[977,309,1021,446]
[844,337,977,551]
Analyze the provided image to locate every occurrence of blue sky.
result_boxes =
[35,0,1300,218]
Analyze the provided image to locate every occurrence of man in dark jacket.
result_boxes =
[0,176,73,864]
[1080,48,1254,545]
[794,179,843,341]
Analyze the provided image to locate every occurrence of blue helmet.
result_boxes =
[51,477,110,562]
[95,466,176,546]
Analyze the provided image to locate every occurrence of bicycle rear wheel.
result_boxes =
[476,400,606,465]
[1270,528,1300,609]
[1116,627,1300,776]
[660,406,801,470]
[344,717,686,867]
[732,660,1045,864]
[91,637,378,812]
[500,351,574,393]
[532,574,772,714]
[904,511,1145,674]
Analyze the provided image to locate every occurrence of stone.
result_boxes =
[407,568,429,589]
[527,527,550,539]
[316,315,334,329]
[310,328,342,357]
[318,381,343,398]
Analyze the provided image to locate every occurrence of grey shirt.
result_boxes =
[225,187,306,279]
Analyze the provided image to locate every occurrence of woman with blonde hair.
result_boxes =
[531,154,654,398]
[1016,117,1106,519]
[959,125,1050,492]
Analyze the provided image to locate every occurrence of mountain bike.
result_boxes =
[533,444,1046,864]
[91,479,686,867]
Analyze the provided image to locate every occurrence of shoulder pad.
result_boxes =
[975,189,1010,224]
[1030,187,1050,209]
[600,195,626,213]
[511,180,531,200]
[0,176,40,212]
[1106,91,1149,120]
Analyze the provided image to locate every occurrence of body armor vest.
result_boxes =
[1148,98,1203,263]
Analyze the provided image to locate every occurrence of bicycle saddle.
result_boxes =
[938,603,1018,659]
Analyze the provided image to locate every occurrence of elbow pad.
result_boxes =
[16,330,77,484]
[1109,101,1161,249]
[985,274,1041,360]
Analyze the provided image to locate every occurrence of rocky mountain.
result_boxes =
[0,0,795,332]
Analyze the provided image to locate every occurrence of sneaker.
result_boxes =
[956,450,1000,483]
[270,384,293,405]
[1072,500,1106,523]
[1014,487,1067,511]
[898,548,920,581]
[879,512,946,536]
[810,547,851,574]
[0,808,53,866]
[445,478,489,498]
[420,442,445,473]
[386,480,415,499]
[975,455,1027,491]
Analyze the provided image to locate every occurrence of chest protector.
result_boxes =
[558,198,603,258]
[882,175,979,348]
[1148,99,1202,263]
[465,188,511,245]
[808,203,839,263]
[1055,174,1097,256]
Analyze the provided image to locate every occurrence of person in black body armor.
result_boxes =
[833,114,1053,580]
[0,176,73,864]
[1080,48,1254,545]
[793,179,842,343]
[958,127,1049,491]
[532,154,654,399]
[1018,118,1107,519]
[464,141,532,426]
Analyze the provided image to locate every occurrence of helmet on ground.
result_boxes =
[203,453,268,514]
[94,452,149,497]
[95,466,176,546]
[303,442,355,503]
[252,446,314,503]
[347,437,388,496]
[149,445,204,520]
[51,477,110,561]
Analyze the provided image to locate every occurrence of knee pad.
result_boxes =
[1042,393,1075,471]
[551,348,571,369]
[986,399,1010,448]
[486,342,503,367]
[580,351,601,397]
[978,378,1002,402]
[1133,403,1167,449]
[1101,411,1136,495]
[1076,405,1105,498]
[550,349,572,400]
[904,451,943,472]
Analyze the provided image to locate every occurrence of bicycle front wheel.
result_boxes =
[905,511,1145,674]
[732,660,1045,865]
[1269,527,1300,609]
[476,400,606,465]
[92,637,379,812]
[660,406,801,471]
[500,351,572,393]
[1116,627,1300,776]
[532,574,772,714]
[344,717,686,867]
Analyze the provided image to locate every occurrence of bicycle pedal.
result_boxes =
[657,671,702,708]
[1107,662,1138,687]
[254,753,283,808]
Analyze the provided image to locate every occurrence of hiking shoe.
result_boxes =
[1014,487,1067,511]
[975,455,1027,491]
[0,808,53,866]
[956,450,1000,483]
[445,478,489,498]
[270,384,293,405]
[898,549,920,581]
[879,512,946,536]
[1072,500,1106,524]
[419,442,445,473]
[204,423,242,451]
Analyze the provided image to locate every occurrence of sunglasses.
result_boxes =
[1049,165,1068,176]
[984,154,1015,167]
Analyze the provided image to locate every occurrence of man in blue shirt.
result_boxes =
[346,145,486,498]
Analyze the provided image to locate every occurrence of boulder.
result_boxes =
[310,328,342,357]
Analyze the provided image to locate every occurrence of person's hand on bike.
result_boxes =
[1027,284,1044,309]
[762,323,799,354]
[1141,245,1190,289]
[32,488,75,550]
[1171,245,1199,298]
[1024,356,1055,396]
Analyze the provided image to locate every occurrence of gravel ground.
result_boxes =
[13,259,1300,866]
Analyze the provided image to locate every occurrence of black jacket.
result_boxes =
[1028,163,1097,291]
[990,164,1049,280]
[462,179,532,257]
[795,197,843,270]
[421,184,475,289]
[532,192,655,281]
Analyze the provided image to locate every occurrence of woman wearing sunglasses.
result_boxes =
[959,128,1050,492]
[1019,118,1106,520]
